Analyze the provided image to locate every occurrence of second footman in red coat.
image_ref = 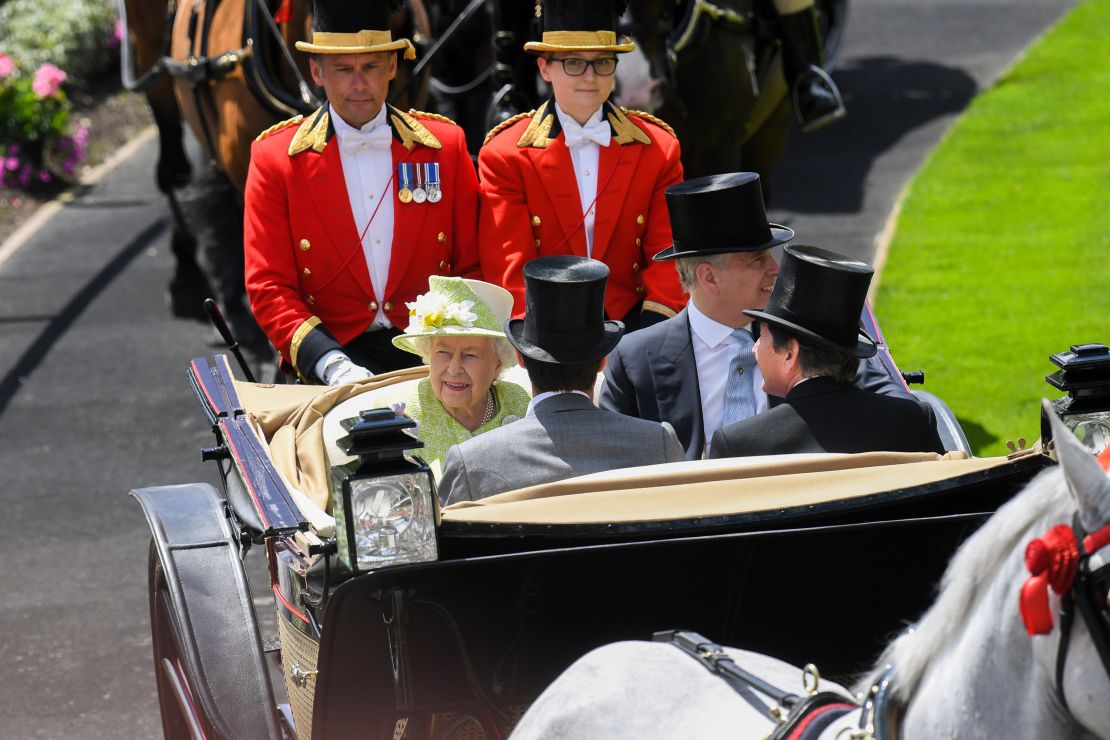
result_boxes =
[478,0,687,332]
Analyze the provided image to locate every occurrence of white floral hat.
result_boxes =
[392,277,515,356]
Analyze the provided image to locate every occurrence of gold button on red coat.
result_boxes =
[632,262,640,271]
[369,300,378,311]
[437,232,446,243]
[636,214,645,225]
[635,237,642,246]
[299,239,310,252]
[302,267,311,277]
[307,295,315,305]
[438,260,447,270]
[531,215,541,226]
[635,286,644,294]
[383,302,393,312]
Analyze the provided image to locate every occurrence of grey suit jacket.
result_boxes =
[599,308,917,460]
[438,393,685,505]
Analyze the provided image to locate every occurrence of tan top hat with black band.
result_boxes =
[523,0,635,54]
[295,0,416,59]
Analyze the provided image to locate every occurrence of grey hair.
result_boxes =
[412,335,517,375]
[674,253,733,291]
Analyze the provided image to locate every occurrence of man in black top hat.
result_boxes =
[438,256,683,505]
[710,246,944,458]
[599,172,915,460]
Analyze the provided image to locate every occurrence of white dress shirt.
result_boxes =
[687,300,769,454]
[554,104,610,258]
[332,104,394,330]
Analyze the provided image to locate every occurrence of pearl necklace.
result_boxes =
[479,387,497,426]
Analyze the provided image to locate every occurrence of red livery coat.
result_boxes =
[244,105,480,378]
[478,100,687,324]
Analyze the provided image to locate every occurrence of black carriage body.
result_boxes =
[309,453,1042,738]
[135,355,1047,739]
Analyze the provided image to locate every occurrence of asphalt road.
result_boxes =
[0,1,1075,736]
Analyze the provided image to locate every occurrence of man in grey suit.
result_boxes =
[439,256,685,505]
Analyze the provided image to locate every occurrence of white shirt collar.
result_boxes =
[526,389,591,417]
[331,103,388,142]
[553,103,605,135]
[687,299,752,348]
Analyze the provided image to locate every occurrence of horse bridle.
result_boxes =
[1050,514,1110,714]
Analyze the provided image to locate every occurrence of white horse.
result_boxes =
[509,404,1110,739]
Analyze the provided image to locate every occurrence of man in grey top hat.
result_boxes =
[438,256,684,506]
[710,246,944,457]
[599,172,915,460]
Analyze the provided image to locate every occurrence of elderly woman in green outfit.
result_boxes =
[325,276,530,480]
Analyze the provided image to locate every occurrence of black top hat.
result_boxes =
[744,245,877,358]
[523,0,635,54]
[295,0,415,58]
[653,172,794,261]
[505,256,624,364]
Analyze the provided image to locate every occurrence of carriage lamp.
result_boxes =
[330,409,438,572]
[1042,343,1110,455]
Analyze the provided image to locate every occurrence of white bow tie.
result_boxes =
[564,119,611,149]
[340,124,393,153]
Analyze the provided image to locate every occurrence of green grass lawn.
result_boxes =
[875,0,1110,456]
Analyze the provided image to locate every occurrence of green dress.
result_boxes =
[404,377,530,480]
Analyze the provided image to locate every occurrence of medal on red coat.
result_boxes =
[427,162,442,203]
[397,164,413,203]
[412,164,427,204]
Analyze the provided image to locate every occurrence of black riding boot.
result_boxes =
[778,6,846,132]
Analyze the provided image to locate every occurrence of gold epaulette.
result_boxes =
[255,114,303,142]
[483,110,534,146]
[289,108,330,155]
[390,107,442,150]
[621,108,676,139]
[408,109,457,126]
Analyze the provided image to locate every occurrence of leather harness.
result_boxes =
[1053,514,1110,713]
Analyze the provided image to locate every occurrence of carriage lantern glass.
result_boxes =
[331,409,438,572]
[1043,343,1110,455]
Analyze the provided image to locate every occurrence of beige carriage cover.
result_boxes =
[227,368,1033,535]
[234,367,428,514]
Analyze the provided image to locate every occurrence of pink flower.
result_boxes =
[32,64,67,98]
[0,53,14,79]
[5,156,19,171]
[109,18,125,50]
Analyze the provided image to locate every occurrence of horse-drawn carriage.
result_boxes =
[132,340,1110,739]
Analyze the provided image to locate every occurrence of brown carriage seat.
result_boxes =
[438,450,1020,525]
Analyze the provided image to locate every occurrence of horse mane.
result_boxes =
[870,464,1071,700]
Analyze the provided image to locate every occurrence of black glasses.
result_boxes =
[551,57,618,77]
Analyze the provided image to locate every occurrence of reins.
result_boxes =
[655,630,865,740]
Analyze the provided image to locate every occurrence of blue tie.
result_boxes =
[721,329,757,428]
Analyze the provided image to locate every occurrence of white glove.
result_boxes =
[318,352,373,386]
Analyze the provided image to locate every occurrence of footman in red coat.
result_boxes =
[244,0,480,384]
[478,0,687,333]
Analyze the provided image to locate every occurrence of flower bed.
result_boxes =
[0,0,151,244]
[0,0,120,188]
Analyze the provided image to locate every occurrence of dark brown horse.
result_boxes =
[620,0,846,183]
